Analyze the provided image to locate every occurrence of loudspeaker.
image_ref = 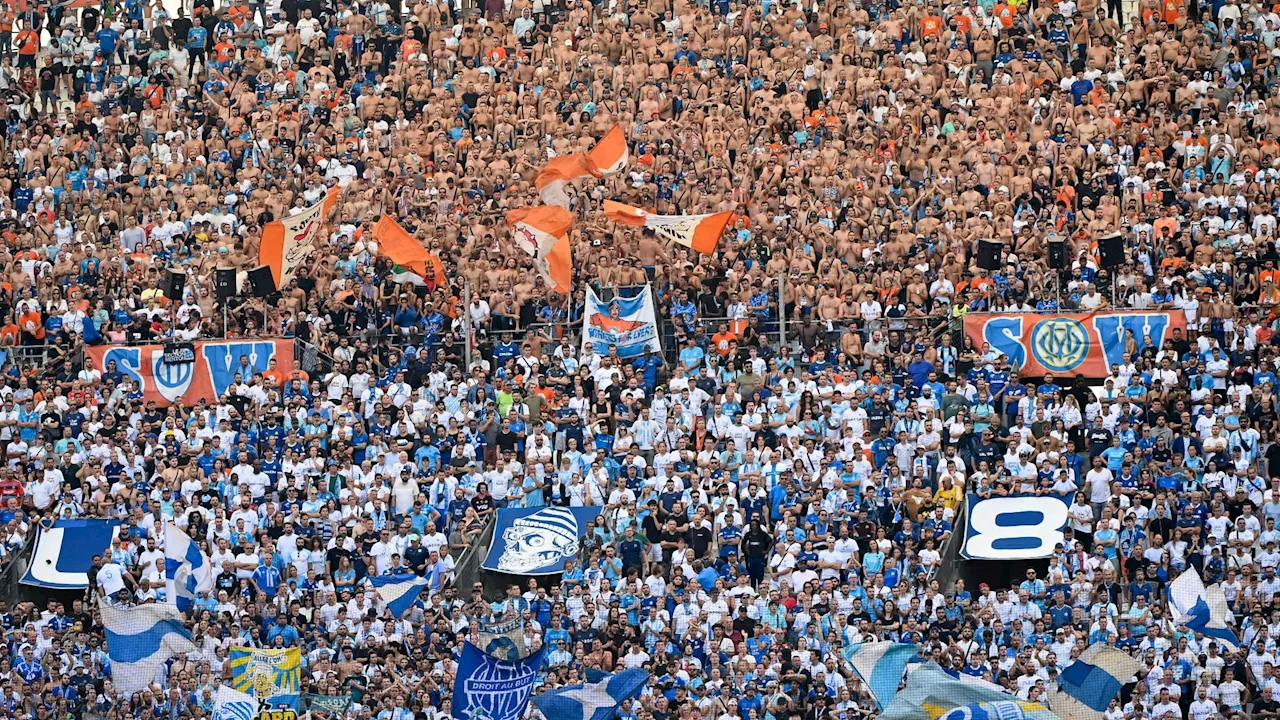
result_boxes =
[215,268,236,300]
[164,268,186,301]
[1098,233,1125,268]
[976,239,1002,270]
[248,265,277,298]
[1047,237,1068,270]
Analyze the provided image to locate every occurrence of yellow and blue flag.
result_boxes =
[229,647,301,709]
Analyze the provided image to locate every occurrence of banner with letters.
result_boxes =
[453,641,546,720]
[963,310,1185,378]
[960,493,1072,560]
[20,519,120,588]
[87,339,294,406]
[229,646,302,709]
[582,285,661,358]
[483,506,602,575]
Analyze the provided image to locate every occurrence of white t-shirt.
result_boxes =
[98,562,126,596]
[1086,468,1114,503]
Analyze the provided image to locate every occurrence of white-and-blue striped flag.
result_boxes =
[841,641,916,709]
[369,573,430,618]
[1169,568,1240,648]
[101,601,197,696]
[1047,644,1143,720]
[213,685,259,720]
[165,523,213,613]
[533,668,649,720]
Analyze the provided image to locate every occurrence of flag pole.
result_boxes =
[463,279,473,372]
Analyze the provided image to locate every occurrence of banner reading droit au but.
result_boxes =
[453,642,546,720]
[963,310,1185,378]
[582,284,661,358]
[87,339,294,406]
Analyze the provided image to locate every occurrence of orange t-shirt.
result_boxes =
[994,4,1015,28]
[711,332,737,355]
[15,29,36,55]
[921,15,943,37]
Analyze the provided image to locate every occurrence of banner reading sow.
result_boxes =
[87,339,294,406]
[961,493,1072,561]
[483,506,602,575]
[963,310,1185,378]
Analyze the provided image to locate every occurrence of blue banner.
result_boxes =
[960,493,1072,561]
[454,641,546,720]
[482,506,602,575]
[21,519,120,588]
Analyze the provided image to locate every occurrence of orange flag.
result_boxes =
[372,215,446,286]
[601,200,730,255]
[259,185,342,288]
[588,124,629,175]
[507,206,574,293]
[534,125,629,208]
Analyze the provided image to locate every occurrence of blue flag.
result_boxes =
[532,668,649,720]
[483,506,603,575]
[453,642,546,720]
[369,573,430,618]
[479,618,527,661]
[881,663,1057,720]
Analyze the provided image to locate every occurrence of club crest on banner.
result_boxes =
[151,348,195,404]
[89,340,293,406]
[1029,317,1089,373]
[453,643,545,720]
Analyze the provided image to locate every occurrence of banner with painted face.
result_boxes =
[963,311,1186,378]
[482,506,602,575]
[582,284,662,358]
[960,493,1073,561]
[87,340,295,407]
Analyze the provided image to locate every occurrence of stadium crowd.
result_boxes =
[0,0,1277,718]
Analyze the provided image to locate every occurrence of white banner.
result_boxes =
[581,285,661,359]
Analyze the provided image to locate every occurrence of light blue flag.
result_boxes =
[479,618,528,661]
[165,523,213,613]
[1048,644,1143,720]
[101,601,197,697]
[1169,568,1240,648]
[369,573,430,618]
[940,701,1048,720]
[841,641,916,709]
[213,685,259,720]
[532,668,650,720]
[881,662,1058,720]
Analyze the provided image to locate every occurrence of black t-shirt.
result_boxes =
[1267,443,1280,479]
[170,17,192,44]
[658,529,685,559]
[688,524,712,558]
